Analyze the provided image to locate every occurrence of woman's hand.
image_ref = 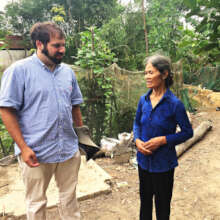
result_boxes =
[143,136,167,152]
[135,139,152,155]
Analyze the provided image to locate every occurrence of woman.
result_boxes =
[133,54,193,220]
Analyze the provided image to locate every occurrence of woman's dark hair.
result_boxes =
[145,54,174,88]
[30,22,65,49]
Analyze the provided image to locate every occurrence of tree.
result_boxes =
[183,0,220,64]
[99,6,146,70]
[4,0,121,65]
[141,0,148,56]
[0,13,11,39]
[75,27,117,142]
[100,0,186,69]
[5,0,55,35]
[146,0,186,60]
[4,0,120,35]
[134,0,149,56]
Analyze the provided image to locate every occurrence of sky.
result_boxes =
[0,0,131,11]
[0,0,11,11]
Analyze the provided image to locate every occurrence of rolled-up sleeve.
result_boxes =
[71,71,83,106]
[166,101,193,146]
[0,65,24,110]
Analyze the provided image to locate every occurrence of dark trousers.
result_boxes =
[138,165,175,220]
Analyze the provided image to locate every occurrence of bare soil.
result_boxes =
[2,108,220,220]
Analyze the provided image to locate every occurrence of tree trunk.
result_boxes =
[141,0,148,56]
[176,121,212,157]
[66,0,75,32]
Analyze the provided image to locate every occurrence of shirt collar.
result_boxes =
[145,88,172,101]
[32,53,62,71]
[32,53,46,67]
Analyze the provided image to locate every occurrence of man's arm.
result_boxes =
[72,105,83,127]
[0,107,39,167]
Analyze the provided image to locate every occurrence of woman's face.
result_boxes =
[144,62,166,89]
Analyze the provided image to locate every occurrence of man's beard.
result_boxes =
[42,47,64,64]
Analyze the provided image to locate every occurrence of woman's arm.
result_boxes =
[133,97,152,155]
[166,101,193,146]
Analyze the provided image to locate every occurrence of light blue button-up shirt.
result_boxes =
[0,54,83,163]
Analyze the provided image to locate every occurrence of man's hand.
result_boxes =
[21,147,40,167]
[0,107,39,167]
[143,136,167,152]
[135,139,152,155]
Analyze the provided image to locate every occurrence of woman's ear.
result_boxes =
[163,70,169,80]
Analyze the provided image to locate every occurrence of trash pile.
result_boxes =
[100,132,136,164]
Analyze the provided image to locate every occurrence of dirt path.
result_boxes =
[171,110,220,220]
[4,109,220,220]
[48,109,220,220]
[79,109,220,220]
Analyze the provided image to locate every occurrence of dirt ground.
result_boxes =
[2,108,220,220]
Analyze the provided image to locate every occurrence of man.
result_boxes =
[0,22,83,220]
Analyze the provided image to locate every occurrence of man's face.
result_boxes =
[42,35,66,64]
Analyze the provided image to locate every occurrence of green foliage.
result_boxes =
[0,63,12,158]
[0,119,14,158]
[0,13,11,38]
[5,0,54,35]
[3,0,121,66]
[99,15,130,67]
[99,0,186,70]
[75,27,117,142]
[63,35,80,64]
[183,0,220,64]
[124,10,146,69]
[0,38,7,50]
[177,27,220,91]
[146,0,186,61]
[197,66,220,91]
[3,0,218,71]
[111,108,136,135]
[51,5,66,23]
[4,0,120,35]
[1,0,219,143]
[100,6,147,70]
[180,88,195,112]
[75,27,117,68]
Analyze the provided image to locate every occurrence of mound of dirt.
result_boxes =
[185,84,220,108]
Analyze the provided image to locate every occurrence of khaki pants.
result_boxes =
[18,151,81,220]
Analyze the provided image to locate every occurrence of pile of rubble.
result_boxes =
[100,132,135,164]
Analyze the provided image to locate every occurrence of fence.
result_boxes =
[0,61,218,157]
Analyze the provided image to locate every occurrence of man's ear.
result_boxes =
[36,40,44,50]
